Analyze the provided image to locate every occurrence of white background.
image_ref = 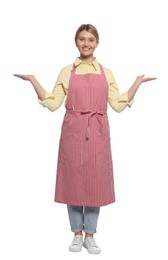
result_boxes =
[0,0,167,259]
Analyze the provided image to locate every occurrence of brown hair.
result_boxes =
[75,24,99,44]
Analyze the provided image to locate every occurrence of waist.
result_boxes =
[66,108,107,140]
[66,108,107,115]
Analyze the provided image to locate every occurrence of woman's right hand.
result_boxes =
[13,74,46,100]
[13,74,35,81]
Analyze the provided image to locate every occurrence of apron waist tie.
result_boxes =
[66,109,106,139]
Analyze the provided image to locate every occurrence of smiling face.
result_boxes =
[76,30,99,62]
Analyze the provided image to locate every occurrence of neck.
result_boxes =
[80,55,95,63]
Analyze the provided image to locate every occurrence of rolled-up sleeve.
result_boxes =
[38,69,66,112]
[105,68,133,112]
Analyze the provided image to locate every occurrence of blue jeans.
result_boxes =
[67,205,100,234]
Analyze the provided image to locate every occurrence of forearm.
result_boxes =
[29,75,46,100]
[128,81,141,102]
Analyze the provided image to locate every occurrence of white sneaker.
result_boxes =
[69,235,83,252]
[83,237,101,254]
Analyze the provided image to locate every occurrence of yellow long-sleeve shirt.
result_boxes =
[40,58,132,112]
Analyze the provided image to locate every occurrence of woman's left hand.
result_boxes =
[136,75,157,84]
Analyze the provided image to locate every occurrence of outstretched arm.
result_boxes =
[128,75,157,102]
[13,74,46,101]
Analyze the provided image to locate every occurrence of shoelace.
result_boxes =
[72,236,82,246]
[86,237,98,248]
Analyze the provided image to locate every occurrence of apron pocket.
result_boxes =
[58,139,81,164]
[96,137,112,163]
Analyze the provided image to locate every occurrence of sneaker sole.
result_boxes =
[69,247,82,252]
[83,243,101,254]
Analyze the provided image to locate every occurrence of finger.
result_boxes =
[13,74,22,77]
[13,74,25,79]
[144,77,157,82]
[147,77,157,80]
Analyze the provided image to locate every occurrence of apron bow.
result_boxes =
[81,109,105,139]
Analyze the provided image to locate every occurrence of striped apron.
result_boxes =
[55,64,115,207]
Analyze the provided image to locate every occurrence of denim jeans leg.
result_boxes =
[67,205,84,232]
[83,206,100,234]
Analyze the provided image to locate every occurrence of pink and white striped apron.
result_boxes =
[55,64,115,207]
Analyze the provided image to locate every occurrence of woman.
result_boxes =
[14,24,157,254]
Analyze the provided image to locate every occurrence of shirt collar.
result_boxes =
[74,57,99,71]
